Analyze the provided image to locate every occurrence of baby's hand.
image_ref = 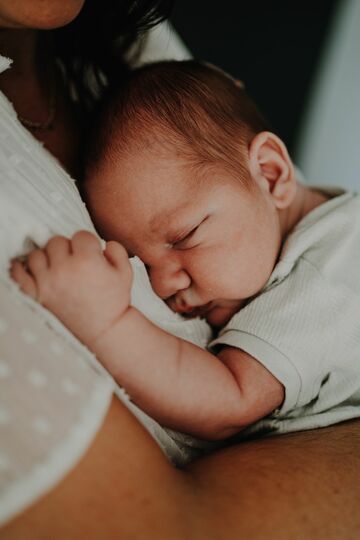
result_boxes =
[10,231,133,345]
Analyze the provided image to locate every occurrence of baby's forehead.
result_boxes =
[149,197,201,233]
[94,150,202,207]
[112,145,206,196]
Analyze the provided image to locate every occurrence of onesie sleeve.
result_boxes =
[210,258,337,415]
[0,277,114,526]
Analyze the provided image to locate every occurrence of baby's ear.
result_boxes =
[248,131,296,209]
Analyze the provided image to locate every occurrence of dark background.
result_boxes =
[171,0,338,154]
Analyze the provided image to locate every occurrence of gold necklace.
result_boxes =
[18,88,57,131]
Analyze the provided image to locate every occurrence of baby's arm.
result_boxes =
[11,232,284,440]
[91,306,283,439]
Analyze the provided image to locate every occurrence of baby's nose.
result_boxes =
[148,264,191,299]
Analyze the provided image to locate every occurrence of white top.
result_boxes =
[0,33,210,526]
[211,189,360,439]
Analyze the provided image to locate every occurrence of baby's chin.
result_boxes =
[204,303,243,328]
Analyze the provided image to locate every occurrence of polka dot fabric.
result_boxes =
[0,279,114,525]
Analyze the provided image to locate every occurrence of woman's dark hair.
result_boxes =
[45,0,174,112]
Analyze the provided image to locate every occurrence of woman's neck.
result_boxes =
[0,28,49,113]
[0,28,83,177]
[0,28,38,76]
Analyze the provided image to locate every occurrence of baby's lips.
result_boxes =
[185,303,213,318]
[173,303,194,315]
[176,302,214,319]
[166,294,213,318]
[165,295,186,312]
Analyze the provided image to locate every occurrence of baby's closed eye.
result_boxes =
[172,226,200,250]
[171,216,209,250]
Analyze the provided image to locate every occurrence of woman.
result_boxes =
[1,1,360,537]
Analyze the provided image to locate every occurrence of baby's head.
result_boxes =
[84,60,298,326]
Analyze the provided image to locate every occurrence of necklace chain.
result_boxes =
[18,88,57,131]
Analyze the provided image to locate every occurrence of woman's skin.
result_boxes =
[2,2,360,537]
[2,397,360,539]
[0,2,84,175]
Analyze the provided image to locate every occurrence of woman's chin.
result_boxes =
[33,1,86,29]
[1,1,86,30]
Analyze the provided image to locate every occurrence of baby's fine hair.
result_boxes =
[86,60,270,185]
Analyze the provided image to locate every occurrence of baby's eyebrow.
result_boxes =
[150,214,203,247]
[149,206,188,237]
[149,211,169,233]
[150,220,183,244]
[148,185,202,237]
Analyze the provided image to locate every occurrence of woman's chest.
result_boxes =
[0,93,94,270]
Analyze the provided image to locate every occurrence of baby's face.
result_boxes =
[87,150,282,327]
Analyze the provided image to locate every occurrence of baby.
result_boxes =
[12,60,360,443]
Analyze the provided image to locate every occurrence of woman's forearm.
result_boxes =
[90,307,246,438]
[4,399,360,540]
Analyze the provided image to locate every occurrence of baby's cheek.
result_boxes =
[192,258,225,292]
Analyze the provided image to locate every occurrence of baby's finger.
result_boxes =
[46,236,71,266]
[71,231,102,256]
[10,260,38,300]
[103,241,130,271]
[27,249,48,278]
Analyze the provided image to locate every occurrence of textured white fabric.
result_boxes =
[211,189,360,440]
[0,278,114,526]
[0,41,210,526]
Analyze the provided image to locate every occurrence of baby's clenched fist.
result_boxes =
[11,231,133,346]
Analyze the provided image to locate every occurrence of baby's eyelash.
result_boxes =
[168,216,208,249]
[175,226,198,244]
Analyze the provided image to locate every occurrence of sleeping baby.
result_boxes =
[11,60,360,450]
